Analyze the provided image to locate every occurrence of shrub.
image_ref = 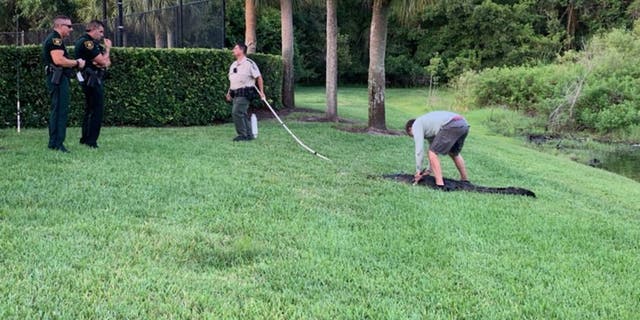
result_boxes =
[456,25,640,136]
[0,46,283,128]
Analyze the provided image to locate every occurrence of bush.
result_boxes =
[456,25,640,137]
[0,46,283,128]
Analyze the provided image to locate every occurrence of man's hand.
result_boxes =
[77,59,86,69]
[103,38,112,49]
[413,171,424,185]
[258,90,266,100]
[225,92,232,102]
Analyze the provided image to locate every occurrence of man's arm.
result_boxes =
[51,50,85,68]
[256,76,265,99]
[413,134,427,182]
[92,39,112,68]
[413,122,425,175]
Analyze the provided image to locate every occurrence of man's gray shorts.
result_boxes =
[430,119,469,156]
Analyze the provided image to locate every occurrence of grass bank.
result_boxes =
[1,87,639,319]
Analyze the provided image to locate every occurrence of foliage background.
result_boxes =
[4,0,640,86]
[0,46,282,128]
[221,0,640,86]
[456,25,640,138]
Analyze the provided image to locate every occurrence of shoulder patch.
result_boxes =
[52,38,62,46]
[84,41,94,50]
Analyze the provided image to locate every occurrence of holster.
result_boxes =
[83,68,105,88]
[47,65,64,85]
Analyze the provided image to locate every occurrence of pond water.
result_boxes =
[527,136,640,183]
[599,147,640,182]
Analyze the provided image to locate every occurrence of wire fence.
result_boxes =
[0,0,225,48]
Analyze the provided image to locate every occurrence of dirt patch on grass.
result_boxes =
[247,106,404,136]
[298,115,357,124]
[247,107,322,120]
[334,125,405,136]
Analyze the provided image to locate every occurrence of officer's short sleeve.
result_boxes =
[47,38,64,52]
[76,40,100,60]
[250,62,261,78]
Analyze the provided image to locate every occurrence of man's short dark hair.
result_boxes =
[86,20,105,32]
[53,15,71,26]
[405,119,416,135]
[235,42,248,54]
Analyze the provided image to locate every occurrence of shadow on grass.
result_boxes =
[179,234,264,270]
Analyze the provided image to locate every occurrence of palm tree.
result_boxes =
[367,0,430,130]
[280,0,294,108]
[75,0,116,22]
[245,0,257,53]
[125,0,177,48]
[244,0,295,107]
[326,0,338,121]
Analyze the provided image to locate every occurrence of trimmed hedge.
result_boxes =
[0,46,282,128]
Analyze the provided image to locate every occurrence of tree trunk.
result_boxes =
[280,0,295,108]
[325,0,338,121]
[566,2,577,50]
[167,28,174,48]
[155,31,165,48]
[245,0,257,53]
[367,0,389,130]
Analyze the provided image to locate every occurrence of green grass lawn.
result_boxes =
[1,87,639,319]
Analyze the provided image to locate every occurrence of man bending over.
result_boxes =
[406,111,470,189]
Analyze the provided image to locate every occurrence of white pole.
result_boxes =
[16,17,21,133]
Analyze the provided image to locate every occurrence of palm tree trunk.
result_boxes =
[245,0,257,53]
[325,0,338,121]
[155,31,165,48]
[367,0,389,130]
[280,0,295,108]
[167,28,174,48]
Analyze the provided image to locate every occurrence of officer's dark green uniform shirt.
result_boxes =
[42,31,69,66]
[74,34,106,147]
[74,34,103,69]
[42,30,71,150]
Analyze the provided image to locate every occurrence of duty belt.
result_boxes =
[82,68,106,88]
[45,64,71,76]
[230,87,257,99]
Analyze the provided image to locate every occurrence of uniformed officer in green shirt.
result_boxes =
[225,42,265,142]
[43,15,86,152]
[75,20,112,149]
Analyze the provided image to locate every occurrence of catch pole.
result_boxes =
[254,86,331,161]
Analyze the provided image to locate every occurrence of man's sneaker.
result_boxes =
[233,136,247,142]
